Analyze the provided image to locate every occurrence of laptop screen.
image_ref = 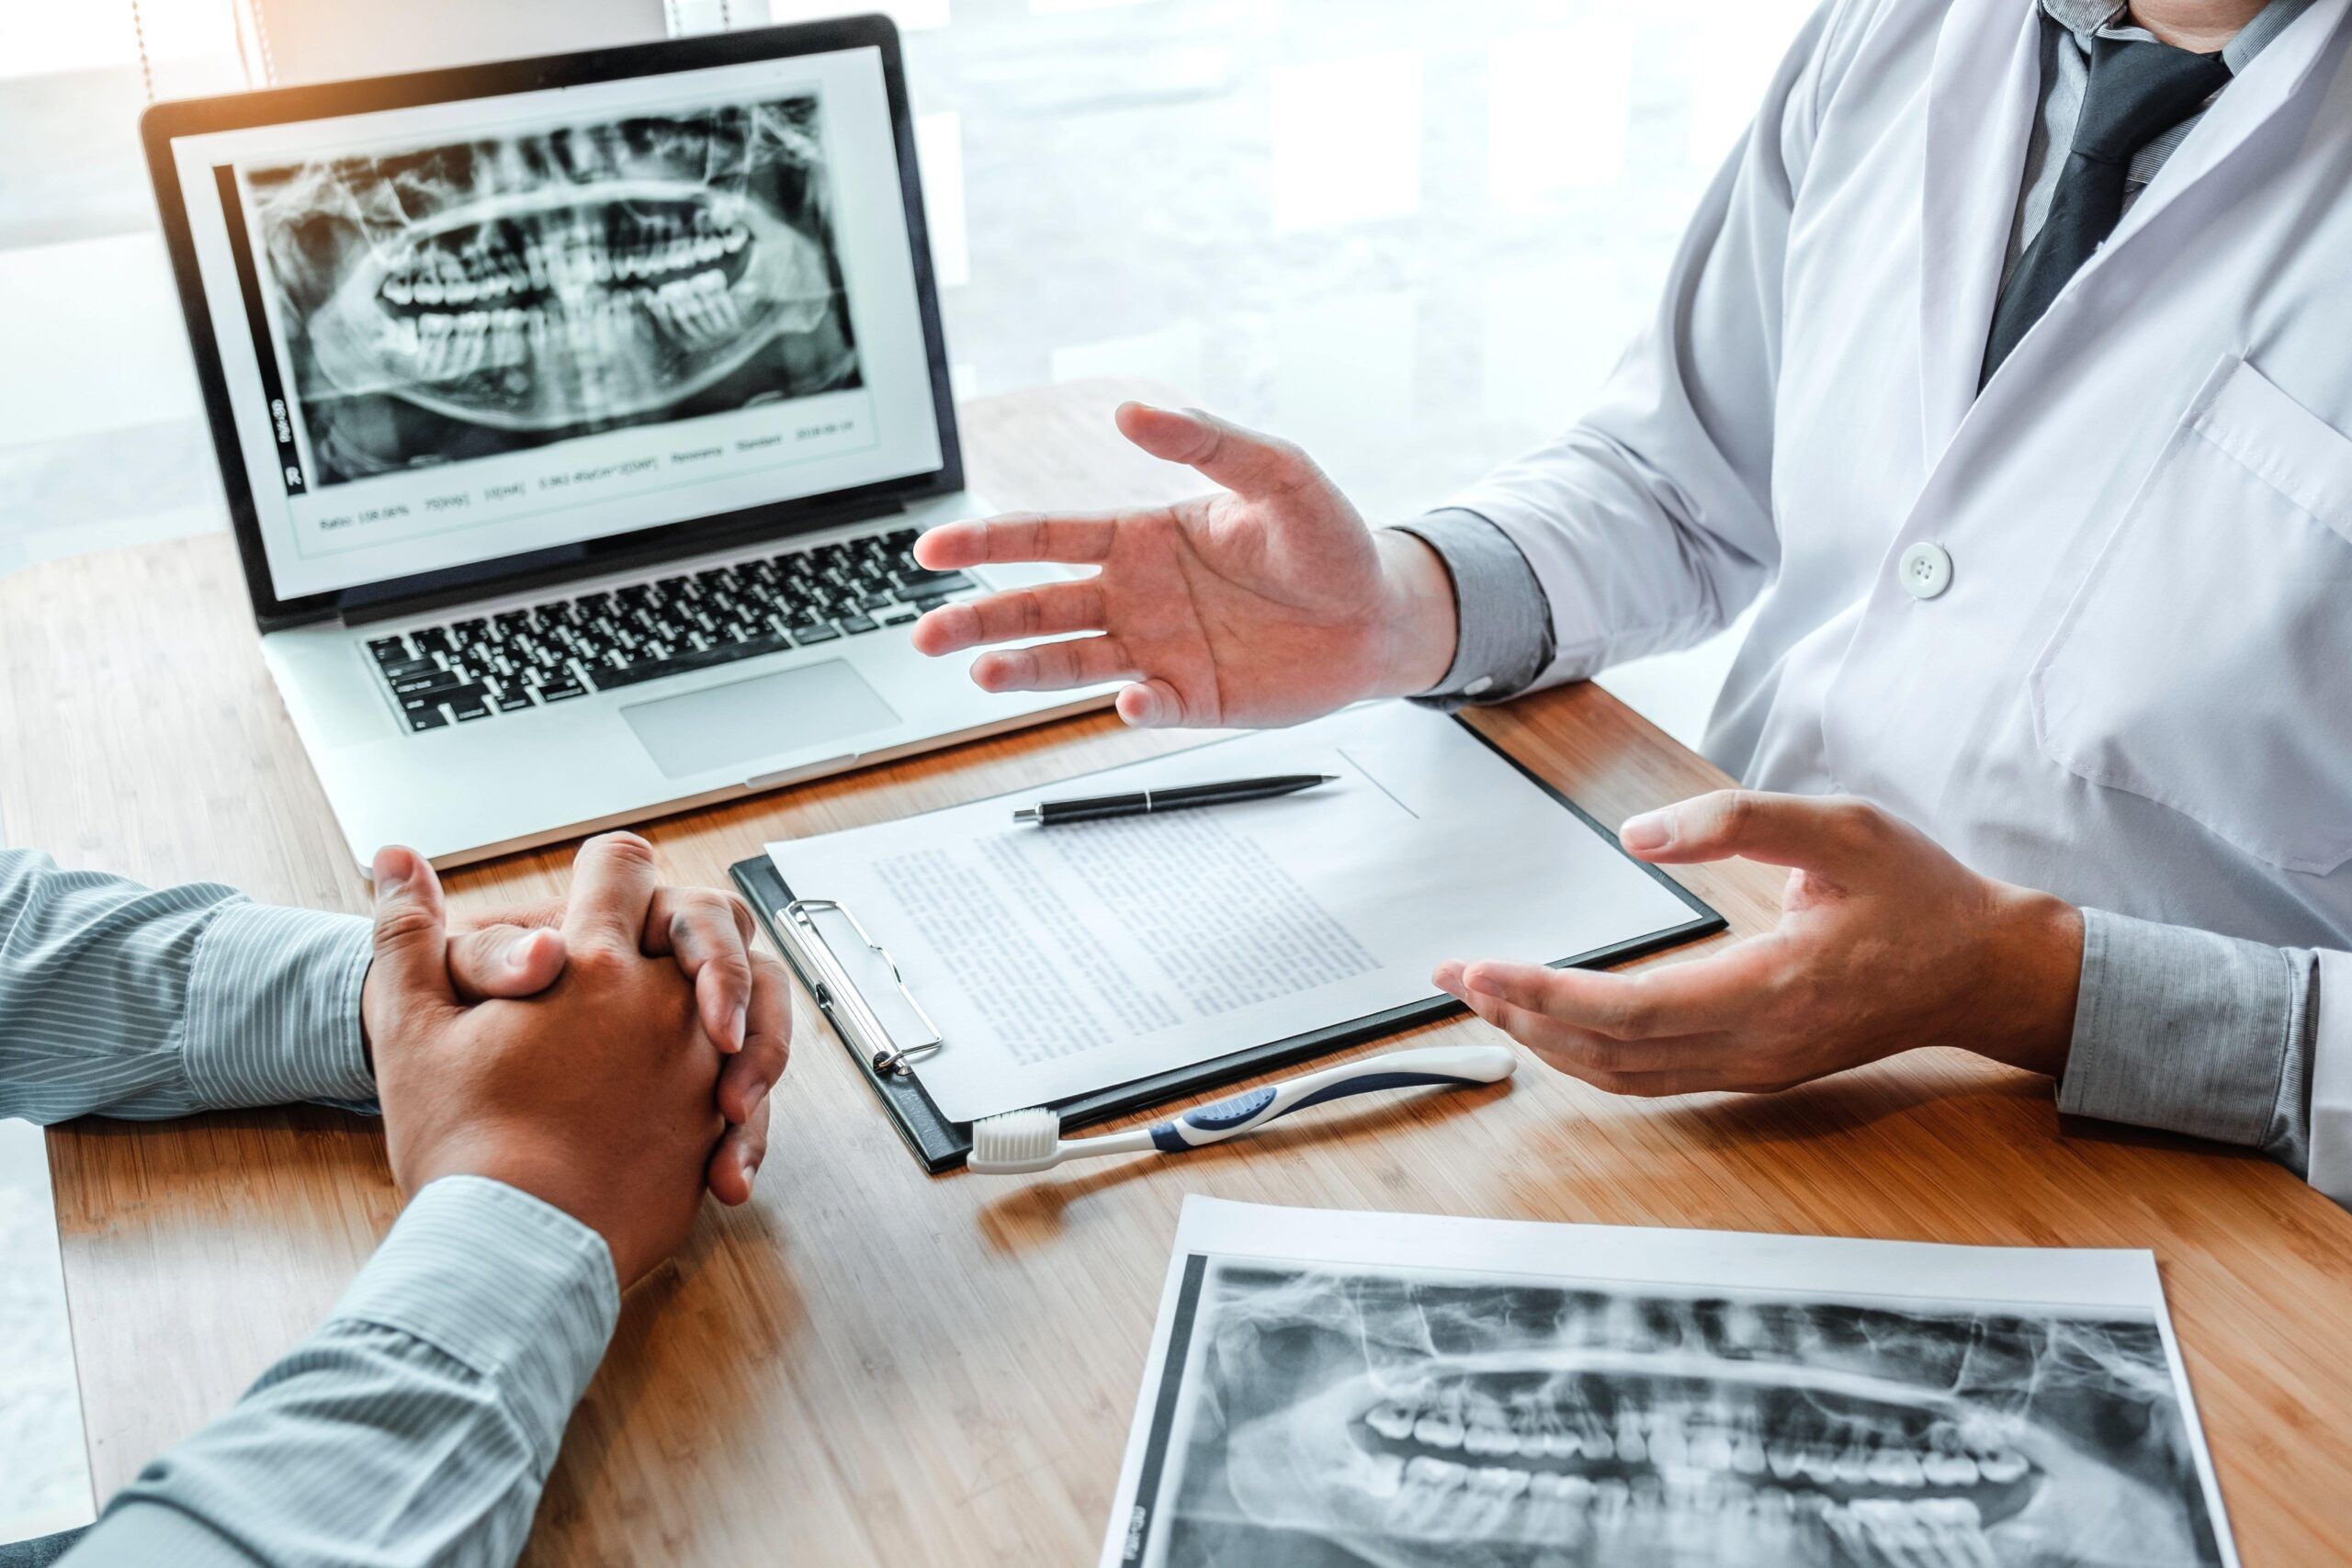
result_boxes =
[157,39,946,606]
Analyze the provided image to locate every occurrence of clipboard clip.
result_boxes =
[781,897,944,1078]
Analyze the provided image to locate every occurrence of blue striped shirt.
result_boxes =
[1,848,617,1567]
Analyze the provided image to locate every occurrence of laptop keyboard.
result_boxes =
[367,528,978,732]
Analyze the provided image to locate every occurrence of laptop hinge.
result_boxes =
[336,492,908,628]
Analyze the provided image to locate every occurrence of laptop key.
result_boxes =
[892,572,974,601]
[406,707,451,731]
[586,635,790,692]
[840,615,878,635]
[786,623,840,645]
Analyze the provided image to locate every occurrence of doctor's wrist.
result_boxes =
[1971,887,2084,1082]
[1370,528,1463,699]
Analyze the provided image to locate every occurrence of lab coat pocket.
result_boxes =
[2030,356,2352,874]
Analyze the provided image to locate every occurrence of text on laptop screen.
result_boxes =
[165,45,944,600]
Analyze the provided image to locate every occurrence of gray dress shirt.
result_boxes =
[1,848,616,1567]
[1395,0,2330,1190]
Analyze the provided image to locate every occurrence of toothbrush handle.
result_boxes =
[1148,1043,1516,1153]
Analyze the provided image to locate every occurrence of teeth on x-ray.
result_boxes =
[377,197,757,373]
[240,96,859,484]
[1159,1265,2226,1568]
[1349,1357,2040,1530]
[342,177,831,429]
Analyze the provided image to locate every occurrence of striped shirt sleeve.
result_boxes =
[61,1178,620,1568]
[0,847,376,1122]
[4,847,620,1565]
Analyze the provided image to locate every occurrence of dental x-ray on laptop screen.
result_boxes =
[143,16,1110,868]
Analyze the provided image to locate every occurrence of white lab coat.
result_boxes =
[1448,0,2352,1199]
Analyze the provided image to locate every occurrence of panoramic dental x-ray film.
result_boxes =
[1105,1201,2233,1568]
[239,95,858,487]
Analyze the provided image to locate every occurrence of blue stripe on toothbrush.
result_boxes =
[1148,1072,1487,1153]
[1282,1070,1484,1112]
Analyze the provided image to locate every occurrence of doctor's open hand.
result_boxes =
[910,402,1461,727]
[1434,792,2087,1098]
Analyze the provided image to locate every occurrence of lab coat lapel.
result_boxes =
[2068,0,2351,281]
[1917,0,2044,458]
[1966,0,2351,408]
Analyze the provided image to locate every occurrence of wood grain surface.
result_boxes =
[4,378,2348,1564]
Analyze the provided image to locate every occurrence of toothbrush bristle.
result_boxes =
[970,1106,1059,1164]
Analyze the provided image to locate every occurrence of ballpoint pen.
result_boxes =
[1012,773,1339,826]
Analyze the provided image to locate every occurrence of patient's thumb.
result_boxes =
[370,846,455,1005]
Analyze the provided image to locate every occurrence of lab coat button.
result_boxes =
[1899,542,1953,601]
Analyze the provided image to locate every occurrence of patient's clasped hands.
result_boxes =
[362,832,790,1286]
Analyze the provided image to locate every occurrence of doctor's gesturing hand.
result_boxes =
[1435,792,2087,1097]
[910,402,1461,727]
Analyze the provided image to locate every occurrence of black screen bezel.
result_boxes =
[141,14,962,630]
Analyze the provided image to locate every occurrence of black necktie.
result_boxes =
[1980,29,2231,384]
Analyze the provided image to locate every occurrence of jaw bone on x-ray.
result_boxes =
[1159,1264,2225,1568]
[240,96,861,486]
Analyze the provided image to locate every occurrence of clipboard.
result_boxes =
[733,716,1724,1172]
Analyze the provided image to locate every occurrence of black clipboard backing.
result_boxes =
[731,716,1724,1172]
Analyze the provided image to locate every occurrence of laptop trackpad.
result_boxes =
[621,661,899,780]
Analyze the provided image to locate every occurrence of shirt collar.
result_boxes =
[2037,0,2318,71]
[2222,0,2319,69]
[2041,0,2130,37]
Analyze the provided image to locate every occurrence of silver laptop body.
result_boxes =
[145,17,1105,867]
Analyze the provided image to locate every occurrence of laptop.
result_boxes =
[141,16,1108,869]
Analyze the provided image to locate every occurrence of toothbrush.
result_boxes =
[964,1043,1517,1175]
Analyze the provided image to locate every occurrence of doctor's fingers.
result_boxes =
[1447,983,1743,1093]
[1442,948,1773,1043]
[1540,1055,1758,1100]
[970,635,1138,694]
[1620,791,1899,877]
[914,510,1123,571]
[912,581,1108,657]
[716,948,793,1128]
[1113,401,1325,501]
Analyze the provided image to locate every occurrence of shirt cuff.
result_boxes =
[330,1176,620,1472]
[1393,510,1555,707]
[183,906,376,1112]
[2055,908,2297,1149]
[2309,952,2352,1203]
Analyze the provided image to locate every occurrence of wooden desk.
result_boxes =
[5,379,2348,1564]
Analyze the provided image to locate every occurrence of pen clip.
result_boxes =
[783,897,944,1077]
